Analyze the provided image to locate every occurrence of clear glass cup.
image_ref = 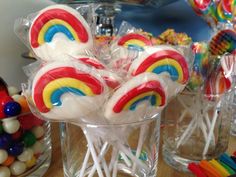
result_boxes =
[230,90,236,136]
[162,90,234,172]
[0,112,51,177]
[59,115,160,177]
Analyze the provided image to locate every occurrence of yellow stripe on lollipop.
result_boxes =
[146,59,184,83]
[123,91,161,111]
[43,78,94,109]
[38,19,80,45]
[124,39,146,48]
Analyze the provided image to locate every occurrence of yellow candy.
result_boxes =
[25,156,36,168]
[209,159,230,177]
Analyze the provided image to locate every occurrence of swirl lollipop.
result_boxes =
[29,5,93,61]
[209,29,236,56]
[129,46,190,84]
[31,61,107,121]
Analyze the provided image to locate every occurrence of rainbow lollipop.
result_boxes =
[104,73,167,120]
[129,46,189,84]
[32,61,107,121]
[29,5,93,61]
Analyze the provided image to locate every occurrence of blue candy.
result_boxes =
[8,142,24,156]
[0,134,12,149]
[4,101,21,117]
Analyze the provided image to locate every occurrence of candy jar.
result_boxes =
[0,80,51,177]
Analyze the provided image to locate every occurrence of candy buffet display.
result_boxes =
[14,3,195,177]
[0,78,51,177]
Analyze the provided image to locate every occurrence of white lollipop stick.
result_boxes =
[83,129,104,177]
[79,148,91,177]
[177,117,197,148]
[203,102,221,157]
[109,149,118,172]
[112,159,118,177]
[132,124,148,174]
[119,151,132,167]
[88,142,110,177]
[116,142,149,172]
[204,109,216,146]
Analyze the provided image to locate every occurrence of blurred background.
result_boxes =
[0,0,210,88]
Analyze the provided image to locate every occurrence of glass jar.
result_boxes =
[162,90,234,172]
[59,115,160,177]
[230,90,236,136]
[0,112,51,177]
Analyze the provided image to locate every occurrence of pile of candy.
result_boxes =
[188,152,236,177]
[0,78,45,177]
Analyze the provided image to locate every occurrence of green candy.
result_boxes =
[23,131,36,147]
[0,124,3,134]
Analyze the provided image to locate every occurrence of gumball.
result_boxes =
[0,166,11,177]
[11,129,23,141]
[2,156,15,166]
[4,101,21,117]
[25,156,36,168]
[0,149,8,164]
[14,95,30,113]
[17,148,33,162]
[18,114,35,130]
[2,118,20,134]
[23,132,36,147]
[32,141,44,155]
[0,96,13,107]
[7,86,19,96]
[31,126,44,139]
[8,142,24,156]
[0,134,12,149]
[10,161,26,175]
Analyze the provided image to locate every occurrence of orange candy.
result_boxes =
[2,156,15,166]
[199,160,222,177]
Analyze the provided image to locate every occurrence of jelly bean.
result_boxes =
[25,156,36,168]
[0,149,8,164]
[11,128,23,141]
[31,126,44,139]
[4,101,21,117]
[2,156,15,166]
[32,141,44,155]
[8,142,24,156]
[2,118,20,134]
[10,161,26,176]
[23,132,36,147]
[7,86,19,96]
[0,134,12,149]
[17,148,33,162]
[0,166,11,177]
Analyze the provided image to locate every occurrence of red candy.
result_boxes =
[11,129,23,140]
[18,114,44,130]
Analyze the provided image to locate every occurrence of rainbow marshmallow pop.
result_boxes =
[128,46,189,84]
[104,73,167,121]
[32,61,107,121]
[29,5,93,61]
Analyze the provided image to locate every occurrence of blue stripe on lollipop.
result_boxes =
[51,87,85,106]
[152,65,179,81]
[130,96,156,111]
[45,25,75,43]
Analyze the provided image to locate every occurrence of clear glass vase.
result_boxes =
[59,115,160,177]
[162,90,234,172]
